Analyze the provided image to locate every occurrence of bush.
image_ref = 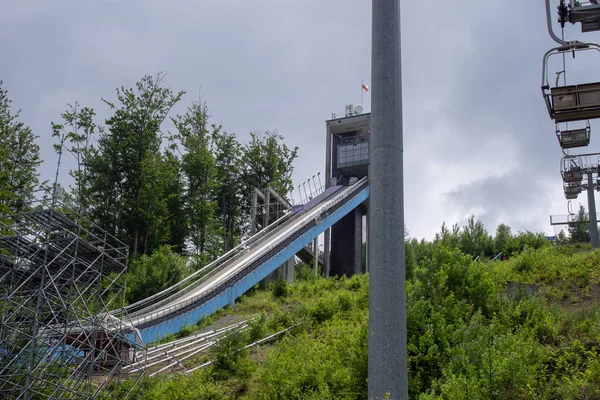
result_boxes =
[248,313,267,342]
[212,329,254,380]
[270,279,289,299]
[126,246,189,304]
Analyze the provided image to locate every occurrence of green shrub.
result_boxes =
[270,279,289,299]
[248,313,267,342]
[176,323,195,339]
[212,329,254,381]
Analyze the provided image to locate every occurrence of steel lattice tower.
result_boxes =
[0,190,145,399]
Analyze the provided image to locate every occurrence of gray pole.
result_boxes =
[369,0,407,399]
[587,170,599,248]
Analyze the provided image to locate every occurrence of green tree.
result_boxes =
[459,215,492,258]
[240,130,298,201]
[434,221,460,249]
[173,102,220,262]
[212,130,243,252]
[569,204,589,243]
[494,223,512,256]
[80,73,184,257]
[125,245,189,304]
[51,103,97,207]
[0,81,41,215]
[162,149,187,254]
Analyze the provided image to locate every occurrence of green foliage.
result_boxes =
[212,129,244,252]
[270,279,289,299]
[126,245,189,304]
[295,263,319,282]
[570,204,590,243]
[489,246,600,303]
[106,243,600,399]
[459,215,493,259]
[104,370,224,400]
[51,102,97,207]
[248,313,267,341]
[424,217,550,264]
[173,101,222,261]
[0,80,41,215]
[241,130,298,200]
[80,73,185,257]
[212,328,254,380]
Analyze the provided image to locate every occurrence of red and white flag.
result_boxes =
[361,83,369,92]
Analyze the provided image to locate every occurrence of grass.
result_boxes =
[103,251,600,399]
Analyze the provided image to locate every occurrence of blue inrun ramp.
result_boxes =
[127,181,369,344]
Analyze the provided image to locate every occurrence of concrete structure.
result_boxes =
[323,112,370,277]
[369,0,408,397]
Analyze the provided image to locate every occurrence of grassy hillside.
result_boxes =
[104,245,600,399]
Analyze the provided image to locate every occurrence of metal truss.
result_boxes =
[0,190,145,399]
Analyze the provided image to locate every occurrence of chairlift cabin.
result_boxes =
[556,122,591,148]
[567,212,586,228]
[558,0,600,33]
[542,43,600,123]
[561,156,584,183]
[564,182,582,199]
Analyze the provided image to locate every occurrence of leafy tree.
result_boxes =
[240,130,298,202]
[51,103,97,207]
[162,149,187,254]
[511,230,550,253]
[493,223,512,256]
[0,81,41,215]
[212,130,243,252]
[569,204,590,243]
[138,151,182,254]
[173,102,220,262]
[80,73,184,257]
[434,221,460,249]
[459,215,492,258]
[556,229,568,245]
[125,245,189,304]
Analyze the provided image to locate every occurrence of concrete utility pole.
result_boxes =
[368,0,408,399]
[587,171,599,248]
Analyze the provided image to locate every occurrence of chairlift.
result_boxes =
[556,122,591,148]
[567,212,584,228]
[564,182,582,199]
[542,42,600,123]
[558,0,600,33]
[561,156,583,182]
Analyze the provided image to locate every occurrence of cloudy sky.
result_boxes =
[1,0,597,240]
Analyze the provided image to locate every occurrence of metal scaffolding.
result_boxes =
[0,190,145,399]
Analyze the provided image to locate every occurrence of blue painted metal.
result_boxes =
[138,185,370,344]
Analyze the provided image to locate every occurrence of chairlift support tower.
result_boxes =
[542,1,600,249]
[558,156,600,247]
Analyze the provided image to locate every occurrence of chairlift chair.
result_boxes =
[567,212,583,228]
[564,182,582,199]
[561,156,584,182]
[556,122,591,148]
[542,42,600,123]
[558,0,600,33]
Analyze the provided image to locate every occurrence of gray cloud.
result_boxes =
[0,0,595,240]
